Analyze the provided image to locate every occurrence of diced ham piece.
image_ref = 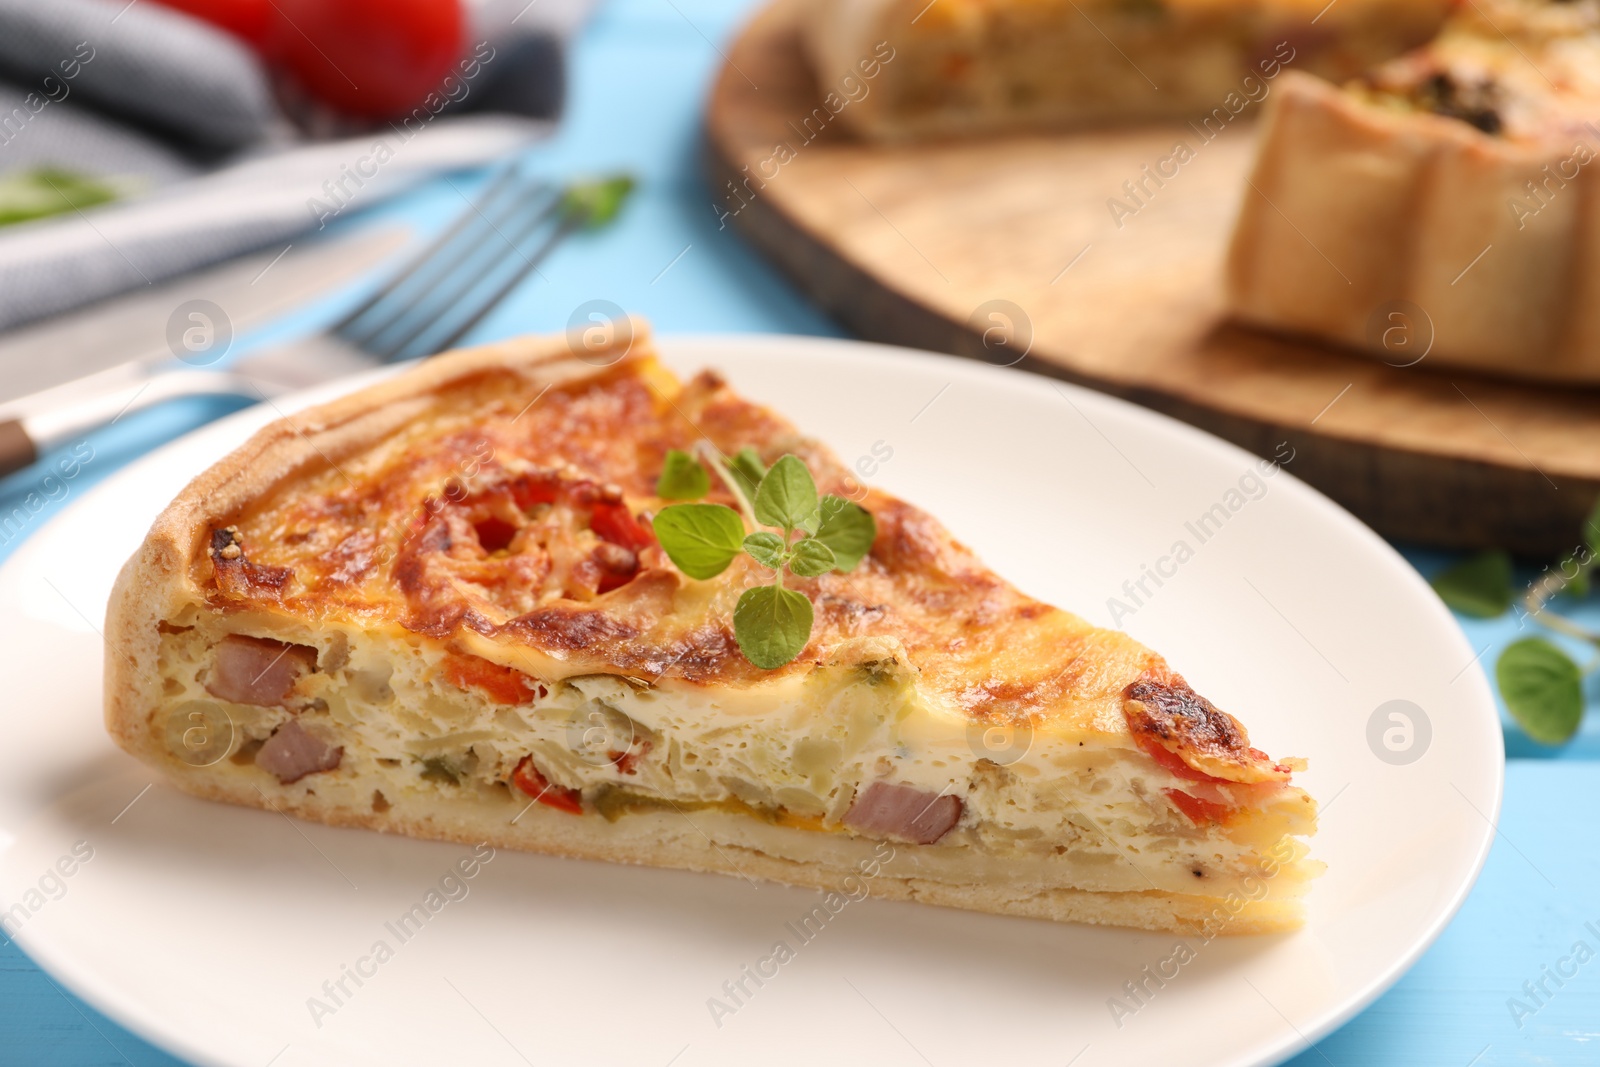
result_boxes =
[205,635,318,706]
[843,781,962,844]
[256,720,342,784]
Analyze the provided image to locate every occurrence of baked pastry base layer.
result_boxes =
[151,760,1304,937]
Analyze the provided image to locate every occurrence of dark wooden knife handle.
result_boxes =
[0,418,39,480]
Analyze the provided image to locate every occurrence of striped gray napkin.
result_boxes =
[0,0,593,333]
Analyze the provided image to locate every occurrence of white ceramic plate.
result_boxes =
[0,336,1502,1067]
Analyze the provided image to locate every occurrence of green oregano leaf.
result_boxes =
[1568,567,1592,600]
[682,451,882,671]
[788,538,837,578]
[728,447,767,503]
[743,531,786,569]
[0,167,117,228]
[561,174,636,228]
[813,496,876,572]
[1497,637,1584,745]
[656,449,709,500]
[1585,494,1600,558]
[1430,550,1513,618]
[653,503,745,579]
[733,584,813,669]
[753,454,819,534]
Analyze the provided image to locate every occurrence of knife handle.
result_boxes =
[0,370,277,487]
[0,418,38,480]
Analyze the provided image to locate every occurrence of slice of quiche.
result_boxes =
[1228,0,1600,381]
[801,0,1448,141]
[105,327,1318,934]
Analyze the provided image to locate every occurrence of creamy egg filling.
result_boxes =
[150,612,1315,903]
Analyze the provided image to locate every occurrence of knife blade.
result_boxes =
[0,225,410,406]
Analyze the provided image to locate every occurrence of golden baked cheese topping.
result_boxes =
[198,354,1287,782]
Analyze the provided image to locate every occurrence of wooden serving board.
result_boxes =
[705,0,1600,555]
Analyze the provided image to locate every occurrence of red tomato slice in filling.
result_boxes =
[1163,788,1234,826]
[512,757,583,815]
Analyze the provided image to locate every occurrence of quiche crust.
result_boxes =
[800,0,1448,141]
[1227,0,1600,381]
[105,325,1318,934]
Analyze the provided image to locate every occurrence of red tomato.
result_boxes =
[1135,733,1229,784]
[150,0,277,51]
[607,740,652,776]
[590,502,655,554]
[271,0,465,119]
[1164,788,1234,826]
[472,516,519,553]
[441,654,543,706]
[508,470,562,511]
[512,758,584,815]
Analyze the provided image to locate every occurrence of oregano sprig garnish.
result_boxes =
[1429,550,1513,618]
[1497,637,1584,745]
[656,449,710,501]
[652,449,875,670]
[1428,497,1600,745]
[649,504,744,579]
[727,447,767,503]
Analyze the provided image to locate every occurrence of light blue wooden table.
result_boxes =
[3,1,1597,1062]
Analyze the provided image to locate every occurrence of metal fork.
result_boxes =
[0,166,634,480]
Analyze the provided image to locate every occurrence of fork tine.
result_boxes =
[362,181,563,362]
[422,213,581,357]
[338,174,545,351]
[366,187,566,363]
[329,162,521,340]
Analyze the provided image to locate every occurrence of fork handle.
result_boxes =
[0,418,38,479]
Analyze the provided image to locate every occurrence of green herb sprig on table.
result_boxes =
[0,167,117,228]
[1429,499,1600,745]
[651,447,875,670]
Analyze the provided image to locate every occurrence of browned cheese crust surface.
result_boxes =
[105,328,1292,787]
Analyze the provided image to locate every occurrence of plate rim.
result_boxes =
[3,332,1505,1067]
